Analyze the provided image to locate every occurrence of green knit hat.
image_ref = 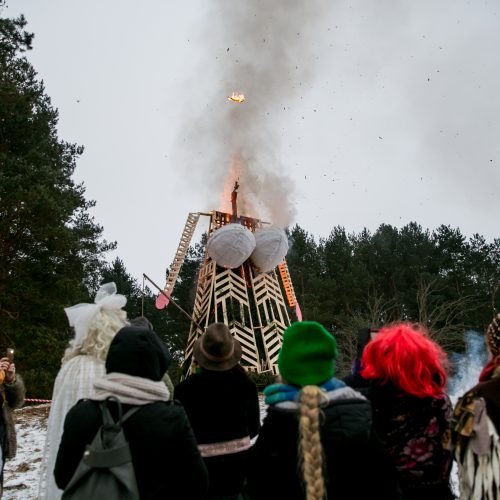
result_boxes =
[278,321,338,386]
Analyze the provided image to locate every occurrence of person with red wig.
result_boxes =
[356,322,453,499]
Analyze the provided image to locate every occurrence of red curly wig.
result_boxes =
[360,322,448,398]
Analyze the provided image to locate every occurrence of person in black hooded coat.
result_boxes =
[54,325,208,500]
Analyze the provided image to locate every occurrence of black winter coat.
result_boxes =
[0,375,25,486]
[1,375,25,460]
[54,399,208,500]
[245,386,401,500]
[361,381,453,500]
[174,367,261,498]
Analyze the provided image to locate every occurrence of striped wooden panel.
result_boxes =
[251,270,291,374]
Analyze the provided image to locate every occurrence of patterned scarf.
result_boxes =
[263,378,346,405]
[93,372,170,405]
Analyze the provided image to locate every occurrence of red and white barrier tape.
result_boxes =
[25,398,52,404]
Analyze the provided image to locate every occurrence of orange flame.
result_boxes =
[228,92,245,103]
[219,156,244,213]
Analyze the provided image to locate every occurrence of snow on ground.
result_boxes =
[3,405,49,499]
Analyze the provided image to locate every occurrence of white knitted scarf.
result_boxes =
[92,373,170,405]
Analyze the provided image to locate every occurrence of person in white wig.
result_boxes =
[38,282,128,500]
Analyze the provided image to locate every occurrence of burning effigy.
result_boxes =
[156,182,297,377]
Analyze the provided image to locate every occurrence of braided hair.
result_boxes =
[298,385,326,500]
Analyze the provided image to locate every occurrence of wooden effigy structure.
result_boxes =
[157,184,297,376]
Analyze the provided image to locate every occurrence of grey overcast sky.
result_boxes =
[5,0,500,286]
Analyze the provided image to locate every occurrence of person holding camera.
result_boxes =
[0,350,25,498]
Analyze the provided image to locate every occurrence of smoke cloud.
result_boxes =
[175,0,327,226]
[448,330,487,404]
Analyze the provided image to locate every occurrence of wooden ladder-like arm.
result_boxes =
[277,260,297,308]
[159,212,201,300]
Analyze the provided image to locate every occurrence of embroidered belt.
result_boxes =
[198,436,251,457]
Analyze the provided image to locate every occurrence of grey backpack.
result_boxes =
[62,396,141,500]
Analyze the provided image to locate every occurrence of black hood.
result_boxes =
[106,325,171,381]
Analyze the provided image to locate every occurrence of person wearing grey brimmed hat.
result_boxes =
[174,323,260,500]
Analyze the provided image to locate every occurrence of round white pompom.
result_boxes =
[251,227,289,273]
[207,223,256,269]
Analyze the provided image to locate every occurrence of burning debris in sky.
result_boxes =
[228,92,245,103]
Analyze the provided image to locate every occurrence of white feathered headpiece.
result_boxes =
[64,282,127,349]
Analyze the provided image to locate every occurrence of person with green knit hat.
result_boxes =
[278,321,338,386]
[245,321,401,500]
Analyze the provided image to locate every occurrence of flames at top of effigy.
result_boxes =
[207,180,289,273]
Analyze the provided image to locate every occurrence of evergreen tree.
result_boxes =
[0,15,114,397]
[101,257,142,318]
[285,225,321,320]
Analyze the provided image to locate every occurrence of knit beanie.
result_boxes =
[278,321,338,386]
[106,326,171,381]
[486,313,500,357]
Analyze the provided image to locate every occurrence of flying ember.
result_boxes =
[228,92,245,103]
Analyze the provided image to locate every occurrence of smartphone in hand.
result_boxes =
[6,348,14,363]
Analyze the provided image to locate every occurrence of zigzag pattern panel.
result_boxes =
[260,324,283,372]
[214,270,250,308]
[252,272,290,328]
[228,322,260,371]
[184,260,216,370]
[251,272,291,373]
[213,269,260,371]
[191,261,216,323]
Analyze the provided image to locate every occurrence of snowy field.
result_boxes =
[3,405,49,499]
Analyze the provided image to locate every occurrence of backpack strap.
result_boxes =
[99,396,142,428]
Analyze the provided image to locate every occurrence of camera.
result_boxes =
[6,348,14,363]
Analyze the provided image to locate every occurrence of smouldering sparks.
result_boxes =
[228,92,245,103]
